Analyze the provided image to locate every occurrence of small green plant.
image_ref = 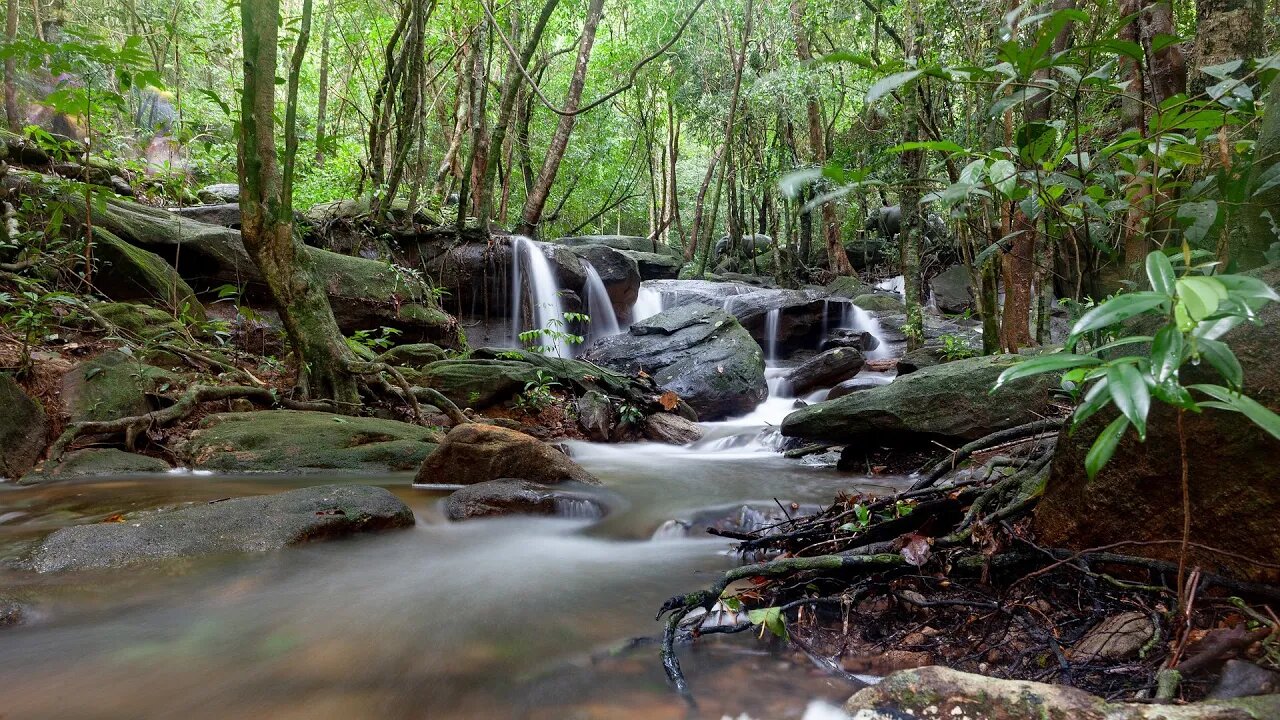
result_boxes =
[348,326,402,354]
[0,284,80,371]
[838,502,872,532]
[938,334,978,361]
[513,369,560,414]
[519,311,588,355]
[617,401,645,427]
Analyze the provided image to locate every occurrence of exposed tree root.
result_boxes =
[911,417,1063,491]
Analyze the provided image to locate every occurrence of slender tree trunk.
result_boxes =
[899,0,924,350]
[456,23,489,232]
[239,0,358,404]
[434,35,471,202]
[687,146,722,261]
[666,98,684,249]
[1240,74,1280,270]
[313,0,335,165]
[4,0,18,132]
[1191,0,1262,97]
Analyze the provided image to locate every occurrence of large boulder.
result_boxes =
[0,374,47,480]
[27,484,414,572]
[619,250,683,280]
[781,354,1061,446]
[22,448,169,483]
[169,203,241,228]
[378,343,447,368]
[415,424,600,485]
[581,304,766,421]
[929,264,974,314]
[722,289,829,358]
[93,229,202,318]
[787,347,866,396]
[182,410,441,472]
[418,359,541,408]
[644,412,704,445]
[558,235,678,256]
[845,665,1280,719]
[91,301,188,341]
[62,351,174,424]
[196,183,239,203]
[852,293,905,312]
[1034,266,1280,583]
[443,478,603,521]
[567,244,641,311]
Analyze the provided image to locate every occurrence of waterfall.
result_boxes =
[630,285,664,325]
[581,261,620,342]
[764,308,781,361]
[843,302,891,360]
[510,236,567,357]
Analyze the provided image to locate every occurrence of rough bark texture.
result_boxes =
[239,0,359,404]
[4,0,18,132]
[312,0,335,165]
[1239,75,1280,270]
[1191,0,1262,97]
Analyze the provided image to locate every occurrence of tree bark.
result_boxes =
[434,34,471,202]
[239,0,359,404]
[1191,0,1262,97]
[313,0,335,165]
[1239,74,1280,270]
[899,0,924,351]
[687,146,722,261]
[4,0,18,132]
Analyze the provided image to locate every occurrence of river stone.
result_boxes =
[558,235,677,256]
[24,448,169,483]
[781,354,1061,446]
[183,410,441,473]
[418,359,541,408]
[930,264,974,314]
[1211,661,1280,700]
[443,479,603,521]
[644,412,704,445]
[825,377,888,401]
[0,374,46,480]
[896,345,947,375]
[91,301,188,342]
[62,351,174,424]
[415,424,599,485]
[1069,611,1155,663]
[1034,265,1280,584]
[169,203,241,228]
[378,343,447,368]
[27,484,414,572]
[788,347,866,396]
[821,329,880,354]
[826,275,870,299]
[844,665,1280,719]
[851,293,904,312]
[581,303,766,421]
[196,183,239,203]
[567,244,641,310]
[618,249,683,280]
[93,229,203,318]
[575,390,612,441]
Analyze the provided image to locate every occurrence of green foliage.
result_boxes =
[616,401,645,427]
[348,326,402,354]
[512,369,560,414]
[994,251,1280,479]
[519,312,589,356]
[938,334,978,361]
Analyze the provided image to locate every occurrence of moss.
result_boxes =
[851,293,905,312]
[93,229,204,319]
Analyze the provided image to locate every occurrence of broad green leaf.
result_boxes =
[993,353,1100,390]
[1177,276,1227,321]
[1253,161,1280,197]
[1177,200,1219,244]
[1150,325,1183,383]
[1153,378,1197,409]
[867,70,923,106]
[1197,337,1243,389]
[1216,274,1280,304]
[1107,363,1150,440]
[1086,415,1130,480]
[1145,251,1175,295]
[1191,384,1280,441]
[989,159,1018,197]
[1090,336,1155,354]
[1069,291,1170,338]
[886,140,965,154]
[1072,377,1112,429]
[747,607,788,639]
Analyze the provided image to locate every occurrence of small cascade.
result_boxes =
[631,285,664,324]
[581,261,620,342]
[877,275,905,295]
[552,496,605,520]
[510,236,567,357]
[764,308,781,361]
[844,303,892,360]
[818,300,830,348]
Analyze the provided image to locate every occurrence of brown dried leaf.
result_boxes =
[658,391,680,411]
[900,533,932,567]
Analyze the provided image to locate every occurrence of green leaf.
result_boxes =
[1216,274,1280,304]
[1177,200,1219,244]
[1190,384,1280,441]
[1145,251,1176,295]
[1107,363,1151,440]
[1150,325,1184,383]
[886,140,965,154]
[1086,415,1130,480]
[867,70,923,106]
[993,353,1100,390]
[747,606,788,639]
[1252,162,1280,197]
[1177,276,1227,321]
[989,159,1018,197]
[1069,291,1170,339]
[1197,337,1243,389]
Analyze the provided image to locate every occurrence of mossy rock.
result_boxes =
[418,359,541,409]
[182,410,442,473]
[91,302,187,342]
[379,343,447,368]
[851,293,905,312]
[309,248,461,346]
[827,275,871,299]
[92,228,203,319]
[62,351,175,424]
[22,448,170,484]
[0,374,47,480]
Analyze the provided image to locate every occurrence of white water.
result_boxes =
[630,285,665,324]
[510,236,567,357]
[845,303,892,361]
[580,261,620,342]
[764,308,781,361]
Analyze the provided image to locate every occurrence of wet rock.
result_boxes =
[619,250,683,280]
[62,351,174,424]
[183,410,441,473]
[567,244,641,310]
[582,304,766,421]
[644,412,704,445]
[0,598,22,626]
[788,347,866,396]
[575,390,613,441]
[558,234,677,256]
[169,203,241,228]
[826,275,871,299]
[378,343,447,368]
[896,345,946,375]
[0,374,47,480]
[1210,661,1280,699]
[820,329,880,354]
[418,359,541,409]
[27,484,414,572]
[851,293,904,312]
[825,376,889,401]
[415,424,600,485]
[92,301,188,342]
[443,478,603,521]
[196,183,239,204]
[1070,611,1156,662]
[781,354,1060,446]
[930,264,974,314]
[23,448,169,484]
[844,665,1280,719]
[93,229,203,317]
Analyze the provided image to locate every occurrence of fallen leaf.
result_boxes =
[899,532,932,567]
[101,513,126,523]
[658,391,679,411]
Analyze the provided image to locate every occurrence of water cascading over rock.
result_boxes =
[581,260,621,343]
[510,236,567,357]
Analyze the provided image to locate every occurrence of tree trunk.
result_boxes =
[687,146,722,261]
[239,0,358,404]
[313,0,335,165]
[899,0,924,351]
[434,36,471,203]
[456,23,489,231]
[1239,74,1280,270]
[1191,0,1262,97]
[4,0,18,132]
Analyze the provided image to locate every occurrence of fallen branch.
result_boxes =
[912,418,1063,491]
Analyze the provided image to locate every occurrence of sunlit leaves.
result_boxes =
[1086,415,1130,480]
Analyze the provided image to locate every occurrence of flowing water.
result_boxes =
[630,285,664,324]
[510,236,567,357]
[581,261,621,343]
